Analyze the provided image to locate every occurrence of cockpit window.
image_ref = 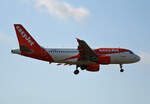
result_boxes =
[129,51,134,54]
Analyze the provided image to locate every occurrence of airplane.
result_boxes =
[11,24,141,75]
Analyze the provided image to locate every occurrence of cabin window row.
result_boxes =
[48,51,78,53]
[99,49,119,52]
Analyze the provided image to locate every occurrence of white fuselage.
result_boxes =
[45,48,140,65]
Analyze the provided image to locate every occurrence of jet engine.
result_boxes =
[87,64,100,72]
[98,56,110,64]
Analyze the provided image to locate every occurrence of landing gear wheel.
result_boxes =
[119,64,124,72]
[74,70,79,75]
[81,65,87,70]
[120,69,124,72]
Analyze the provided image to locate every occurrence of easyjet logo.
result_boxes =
[16,26,34,46]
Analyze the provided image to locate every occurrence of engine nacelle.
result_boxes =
[87,64,100,72]
[98,56,110,64]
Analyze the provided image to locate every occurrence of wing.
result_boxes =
[76,38,98,62]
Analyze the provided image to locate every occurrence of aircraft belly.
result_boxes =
[110,53,133,64]
[51,53,78,63]
[50,53,96,65]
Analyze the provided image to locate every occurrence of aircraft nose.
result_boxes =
[135,54,141,62]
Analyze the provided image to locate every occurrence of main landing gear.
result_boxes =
[120,64,124,72]
[74,65,87,75]
[74,65,79,75]
[74,69,79,75]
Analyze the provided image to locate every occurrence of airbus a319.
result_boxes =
[11,24,140,75]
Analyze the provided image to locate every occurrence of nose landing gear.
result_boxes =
[120,64,124,72]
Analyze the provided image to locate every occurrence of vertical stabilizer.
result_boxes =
[14,24,53,62]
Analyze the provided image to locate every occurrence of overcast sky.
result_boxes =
[0,0,150,104]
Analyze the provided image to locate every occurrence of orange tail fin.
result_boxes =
[14,24,40,52]
[14,24,53,62]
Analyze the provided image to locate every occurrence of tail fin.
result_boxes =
[14,24,53,62]
[14,24,40,53]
